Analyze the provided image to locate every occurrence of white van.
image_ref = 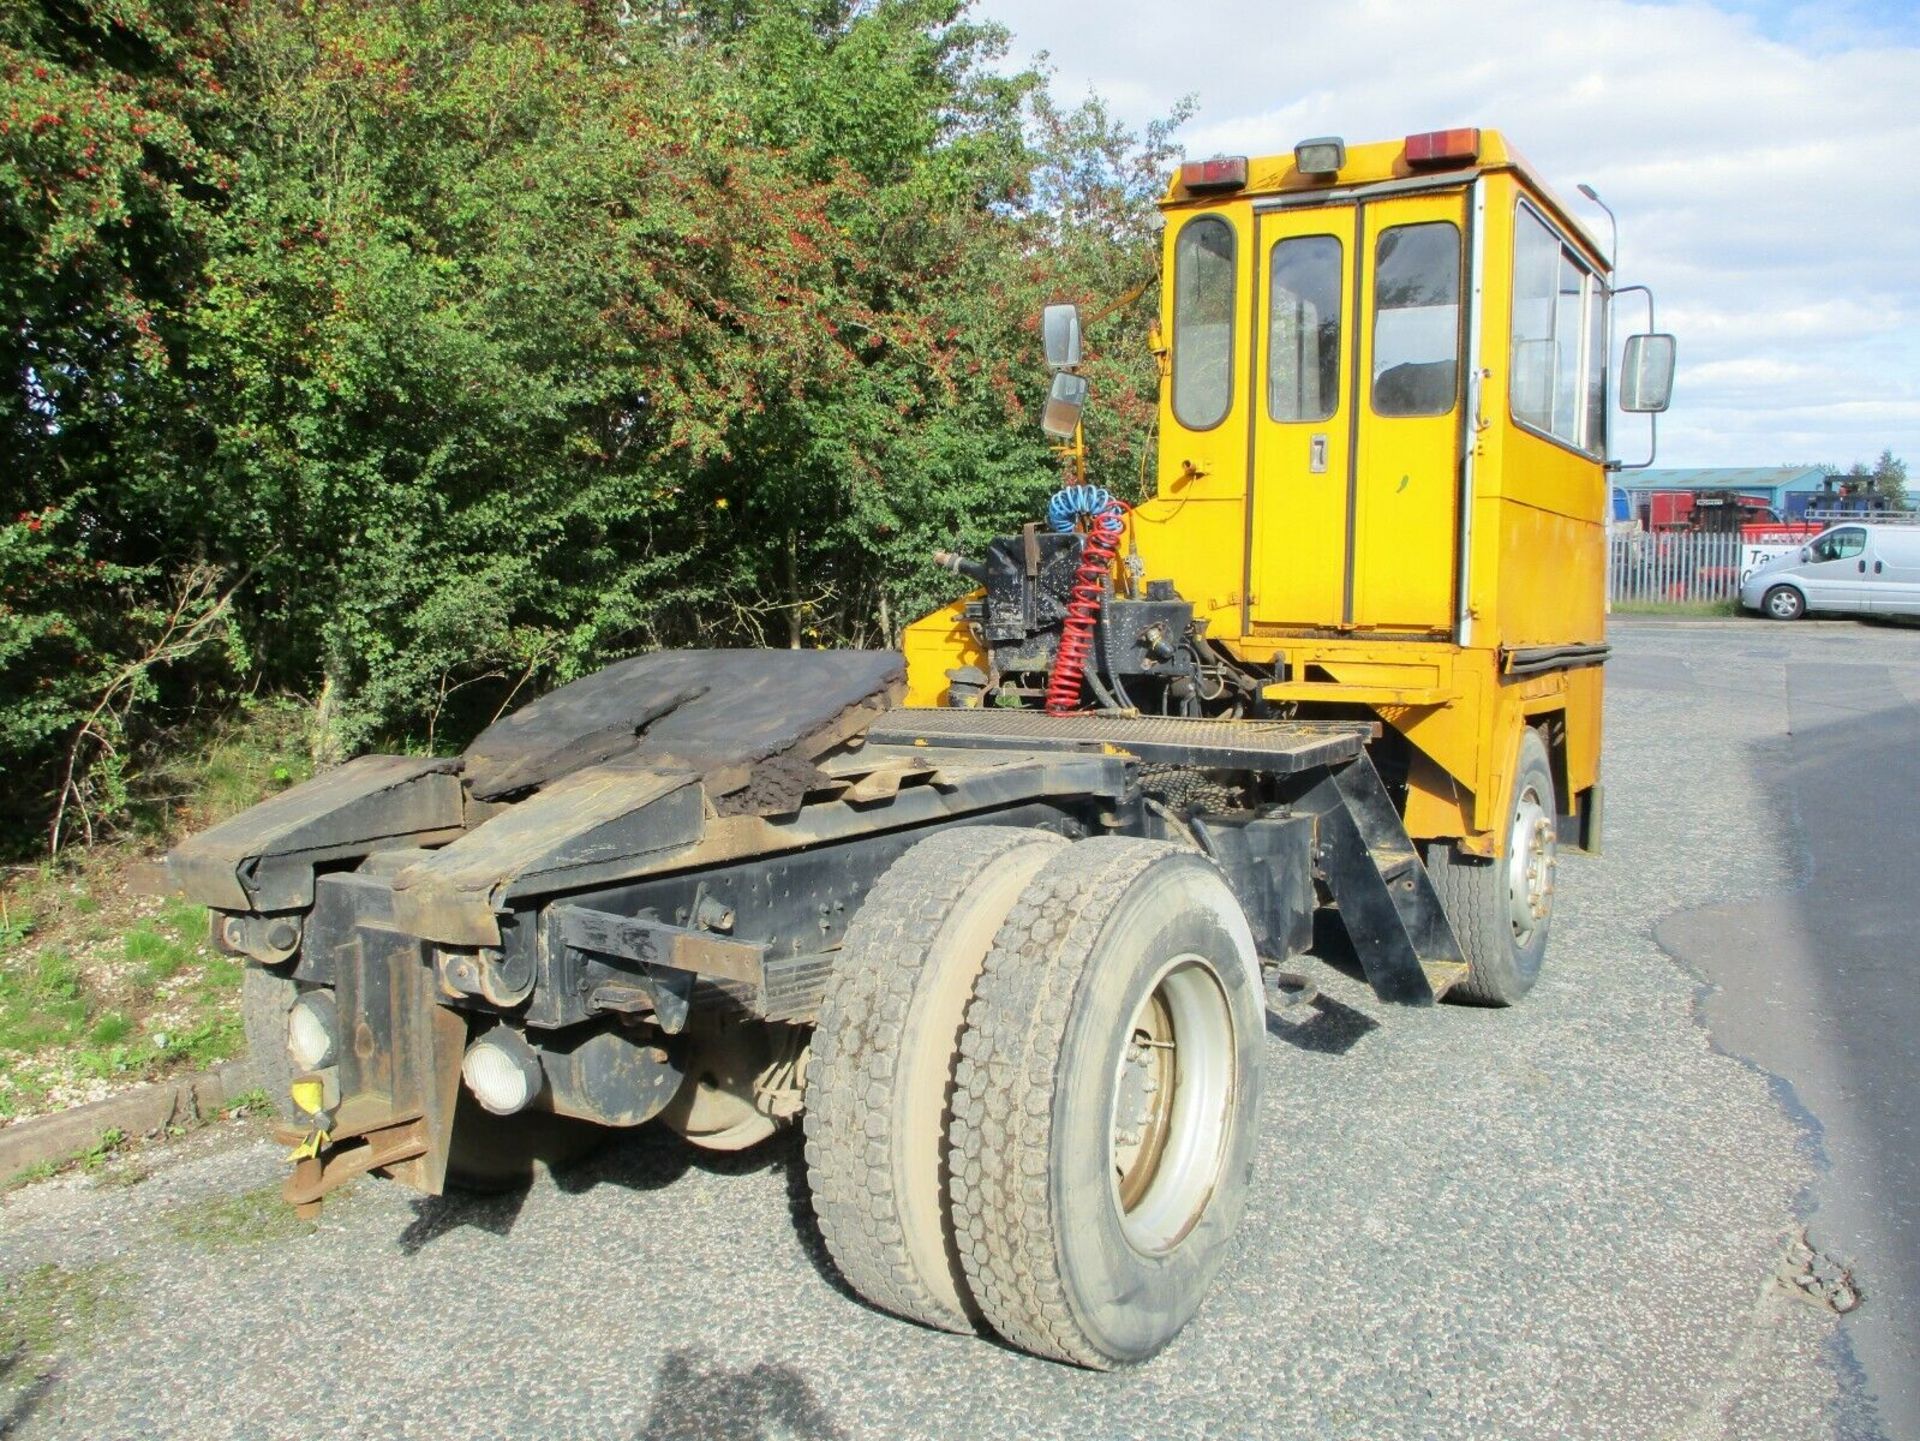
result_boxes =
[1740,523,1920,620]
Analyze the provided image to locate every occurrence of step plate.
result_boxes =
[865,711,1372,776]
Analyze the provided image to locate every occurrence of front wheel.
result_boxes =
[1429,726,1558,1006]
[1763,585,1806,620]
[947,839,1265,1368]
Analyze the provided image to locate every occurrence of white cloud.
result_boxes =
[978,0,1920,466]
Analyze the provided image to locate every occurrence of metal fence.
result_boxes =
[1607,530,1746,606]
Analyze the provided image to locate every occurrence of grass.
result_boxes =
[163,1183,314,1250]
[0,701,312,1126]
[1613,598,1741,618]
[221,1086,273,1118]
[1,1126,129,1193]
[0,1262,128,1394]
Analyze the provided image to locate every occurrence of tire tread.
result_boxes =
[803,826,1063,1332]
[947,837,1184,1368]
[1431,727,1554,1007]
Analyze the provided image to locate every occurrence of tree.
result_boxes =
[1,0,1187,852]
[1870,449,1908,509]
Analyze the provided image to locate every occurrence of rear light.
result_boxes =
[1179,156,1248,193]
[1404,128,1481,168]
[463,1029,544,1115]
[287,993,338,1071]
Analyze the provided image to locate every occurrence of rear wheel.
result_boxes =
[1763,585,1805,620]
[947,838,1264,1368]
[1430,726,1557,1006]
[805,826,1065,1332]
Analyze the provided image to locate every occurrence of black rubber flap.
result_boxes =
[463,649,904,801]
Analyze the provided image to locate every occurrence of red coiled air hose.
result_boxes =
[1044,490,1129,715]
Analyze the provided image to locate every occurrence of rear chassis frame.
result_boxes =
[164,700,1466,1210]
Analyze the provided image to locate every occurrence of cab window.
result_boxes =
[1371,222,1459,417]
[1510,202,1605,455]
[1813,528,1866,562]
[1268,235,1342,423]
[1171,217,1236,430]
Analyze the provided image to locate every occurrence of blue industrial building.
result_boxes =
[1629,466,1900,523]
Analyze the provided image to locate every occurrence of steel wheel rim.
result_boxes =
[1768,589,1798,619]
[1507,783,1556,943]
[1108,955,1234,1254]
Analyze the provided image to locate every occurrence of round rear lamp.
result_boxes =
[287,993,339,1071]
[462,1030,543,1116]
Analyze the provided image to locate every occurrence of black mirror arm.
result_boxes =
[1607,284,1660,471]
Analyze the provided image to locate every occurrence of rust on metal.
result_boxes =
[389,765,704,946]
[283,1113,429,1215]
[553,903,767,985]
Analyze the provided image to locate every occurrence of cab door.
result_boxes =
[1247,207,1356,629]
[1350,192,1467,633]
[1247,191,1468,634]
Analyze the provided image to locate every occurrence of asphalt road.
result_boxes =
[1649,619,1920,1438]
[2,618,1908,1441]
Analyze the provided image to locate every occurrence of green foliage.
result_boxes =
[2,0,1182,852]
[1870,449,1907,508]
[0,882,235,1115]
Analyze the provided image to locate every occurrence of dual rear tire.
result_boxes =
[805,828,1265,1368]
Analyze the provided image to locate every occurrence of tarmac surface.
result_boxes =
[2,618,1909,1440]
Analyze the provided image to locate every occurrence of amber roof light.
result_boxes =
[1179,156,1248,193]
[1404,128,1481,168]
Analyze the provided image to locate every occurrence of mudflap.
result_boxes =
[281,919,466,1216]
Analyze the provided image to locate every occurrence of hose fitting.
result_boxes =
[1043,486,1128,715]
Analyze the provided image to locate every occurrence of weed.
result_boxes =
[159,898,207,938]
[79,1128,125,1172]
[3,1159,58,1192]
[0,948,89,1053]
[125,926,198,982]
[164,1183,313,1250]
[156,1014,243,1069]
[0,904,32,954]
[94,1159,151,1189]
[89,1011,133,1046]
[222,1086,273,1118]
[168,697,315,828]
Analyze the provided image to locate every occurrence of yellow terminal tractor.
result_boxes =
[159,128,1672,1369]
[906,125,1675,1001]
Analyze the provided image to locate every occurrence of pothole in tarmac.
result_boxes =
[1775,1230,1862,1315]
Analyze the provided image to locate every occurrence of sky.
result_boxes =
[973,0,1920,470]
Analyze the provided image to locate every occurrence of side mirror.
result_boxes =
[1042,304,1083,371]
[1040,371,1090,438]
[1619,333,1676,413]
[1800,548,1811,562]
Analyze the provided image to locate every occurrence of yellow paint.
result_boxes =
[901,599,985,707]
[904,129,1610,859]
